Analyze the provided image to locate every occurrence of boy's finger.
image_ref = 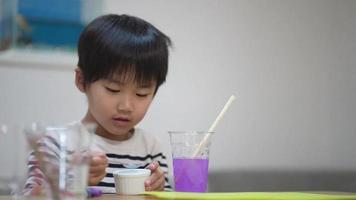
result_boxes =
[91,151,107,160]
[145,169,164,187]
[90,171,106,179]
[89,163,107,173]
[96,152,108,161]
[145,174,165,191]
[91,155,107,165]
[92,151,106,156]
[99,153,107,158]
[88,173,106,186]
[147,162,159,171]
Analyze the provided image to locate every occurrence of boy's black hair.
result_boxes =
[77,14,171,92]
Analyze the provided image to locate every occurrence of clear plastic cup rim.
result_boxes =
[113,169,150,178]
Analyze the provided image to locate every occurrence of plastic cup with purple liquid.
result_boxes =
[169,131,213,192]
[168,95,236,192]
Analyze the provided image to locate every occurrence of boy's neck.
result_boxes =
[95,126,134,141]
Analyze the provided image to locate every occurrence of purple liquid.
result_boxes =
[173,158,209,192]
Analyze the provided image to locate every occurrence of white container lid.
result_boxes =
[114,169,151,178]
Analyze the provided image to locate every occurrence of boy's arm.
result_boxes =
[23,134,61,196]
[23,151,45,195]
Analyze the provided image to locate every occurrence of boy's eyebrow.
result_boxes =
[107,79,124,85]
[107,79,154,88]
[136,83,155,89]
[137,84,154,89]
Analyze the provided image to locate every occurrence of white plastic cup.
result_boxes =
[113,169,151,195]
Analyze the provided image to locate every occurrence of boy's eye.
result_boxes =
[136,93,149,97]
[106,87,120,93]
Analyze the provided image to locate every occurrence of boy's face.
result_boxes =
[79,73,156,140]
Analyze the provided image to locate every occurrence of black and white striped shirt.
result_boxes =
[90,126,171,193]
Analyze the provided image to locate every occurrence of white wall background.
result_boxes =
[1,0,356,176]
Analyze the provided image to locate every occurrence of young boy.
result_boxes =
[25,14,172,194]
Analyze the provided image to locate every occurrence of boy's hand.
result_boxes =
[88,152,108,186]
[145,162,165,191]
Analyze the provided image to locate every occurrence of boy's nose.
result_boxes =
[117,95,134,112]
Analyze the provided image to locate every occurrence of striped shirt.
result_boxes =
[90,126,171,193]
[24,122,171,194]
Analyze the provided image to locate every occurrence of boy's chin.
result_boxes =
[106,127,134,140]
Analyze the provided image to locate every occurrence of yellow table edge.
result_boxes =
[144,191,356,200]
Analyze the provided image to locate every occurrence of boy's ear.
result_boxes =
[75,68,86,92]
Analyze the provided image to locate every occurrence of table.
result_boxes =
[94,194,156,200]
[0,195,156,200]
[2,192,356,200]
[0,194,159,200]
[95,192,356,200]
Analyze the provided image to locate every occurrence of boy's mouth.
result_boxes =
[113,117,130,121]
[112,117,130,126]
